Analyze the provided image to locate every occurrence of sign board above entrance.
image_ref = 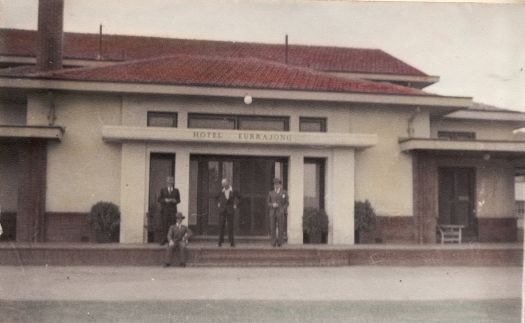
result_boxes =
[102,126,378,148]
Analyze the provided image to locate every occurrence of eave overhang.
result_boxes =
[0,77,472,111]
[0,125,64,141]
[399,137,525,155]
[444,109,525,124]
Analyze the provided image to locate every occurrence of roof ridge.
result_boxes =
[35,53,425,94]
[0,28,428,77]
[0,28,384,52]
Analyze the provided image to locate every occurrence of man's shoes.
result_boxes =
[218,242,222,247]
[163,263,170,268]
[180,263,186,267]
[230,243,235,248]
[160,240,168,246]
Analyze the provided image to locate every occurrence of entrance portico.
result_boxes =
[103,126,377,245]
[402,137,525,243]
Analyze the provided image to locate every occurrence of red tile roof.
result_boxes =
[8,54,429,96]
[0,28,427,76]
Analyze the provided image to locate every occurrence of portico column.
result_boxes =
[287,151,304,244]
[331,148,355,244]
[120,143,147,243]
[175,149,190,226]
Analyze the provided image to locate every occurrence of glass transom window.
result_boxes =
[188,114,289,131]
[300,117,327,132]
[147,111,178,127]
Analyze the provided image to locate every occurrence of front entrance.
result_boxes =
[189,155,288,236]
[438,167,477,240]
[147,153,175,243]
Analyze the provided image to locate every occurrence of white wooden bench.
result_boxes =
[437,225,465,244]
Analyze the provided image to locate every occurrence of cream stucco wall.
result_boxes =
[18,90,520,243]
[27,93,122,212]
[430,119,517,141]
[121,96,426,230]
[351,106,419,217]
[477,162,515,218]
[121,95,351,133]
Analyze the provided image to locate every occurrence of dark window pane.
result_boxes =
[188,115,235,129]
[147,112,177,127]
[437,131,475,140]
[188,114,289,131]
[304,162,320,209]
[300,117,326,132]
[239,117,288,131]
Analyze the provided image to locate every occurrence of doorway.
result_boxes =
[438,167,477,240]
[189,155,288,237]
[148,153,175,243]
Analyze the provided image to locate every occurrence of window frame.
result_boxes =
[437,131,476,141]
[147,111,178,128]
[299,117,327,133]
[188,113,290,131]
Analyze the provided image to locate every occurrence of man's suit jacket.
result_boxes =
[216,188,240,215]
[158,186,181,212]
[167,223,192,243]
[267,189,289,216]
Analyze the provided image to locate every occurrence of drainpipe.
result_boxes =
[407,107,421,137]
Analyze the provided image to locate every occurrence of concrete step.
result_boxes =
[0,243,521,267]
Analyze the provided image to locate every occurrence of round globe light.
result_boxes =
[244,95,253,105]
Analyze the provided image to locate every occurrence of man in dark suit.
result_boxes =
[164,212,192,267]
[216,178,240,247]
[267,178,288,247]
[158,176,180,245]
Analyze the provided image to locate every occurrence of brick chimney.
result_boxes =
[37,0,64,71]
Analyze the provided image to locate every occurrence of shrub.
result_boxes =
[303,207,329,244]
[87,201,120,243]
[354,200,376,233]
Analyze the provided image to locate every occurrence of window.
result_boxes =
[188,114,289,131]
[300,117,327,132]
[437,131,475,140]
[304,158,325,209]
[147,111,178,127]
[188,115,236,130]
[238,116,288,131]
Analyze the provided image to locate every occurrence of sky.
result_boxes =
[1,0,525,111]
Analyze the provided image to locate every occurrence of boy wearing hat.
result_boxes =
[164,212,192,267]
[267,178,288,247]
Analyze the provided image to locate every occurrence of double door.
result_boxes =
[190,155,287,236]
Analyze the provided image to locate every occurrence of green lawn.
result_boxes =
[0,299,520,323]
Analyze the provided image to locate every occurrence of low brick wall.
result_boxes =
[478,218,517,243]
[45,212,90,242]
[376,216,415,243]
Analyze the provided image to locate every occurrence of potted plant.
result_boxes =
[87,201,120,243]
[354,200,376,244]
[303,207,329,244]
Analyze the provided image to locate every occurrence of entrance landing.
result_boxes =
[0,242,521,267]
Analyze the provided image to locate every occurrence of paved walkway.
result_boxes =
[0,266,522,302]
